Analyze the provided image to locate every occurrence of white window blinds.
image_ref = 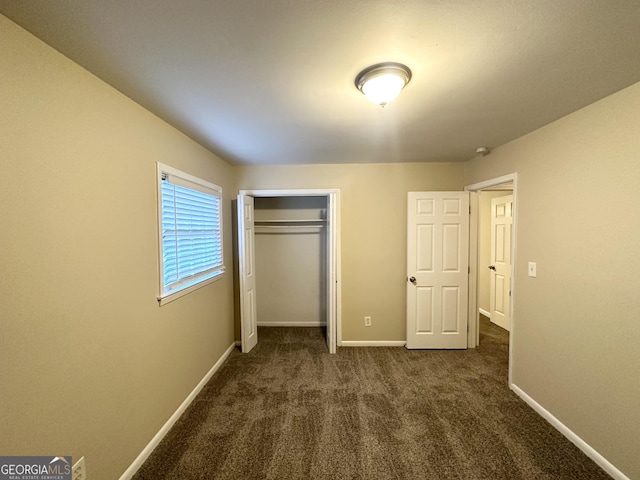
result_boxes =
[158,164,224,303]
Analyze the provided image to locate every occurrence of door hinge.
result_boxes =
[468,266,470,274]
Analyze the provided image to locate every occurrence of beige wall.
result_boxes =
[0,16,236,480]
[478,190,512,314]
[236,163,466,341]
[466,81,640,479]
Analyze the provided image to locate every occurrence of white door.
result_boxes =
[238,194,258,353]
[406,192,469,349]
[489,194,513,331]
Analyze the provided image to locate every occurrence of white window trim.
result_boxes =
[157,163,225,306]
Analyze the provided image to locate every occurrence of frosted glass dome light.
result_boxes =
[355,62,412,107]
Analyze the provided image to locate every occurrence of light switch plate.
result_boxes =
[528,262,537,277]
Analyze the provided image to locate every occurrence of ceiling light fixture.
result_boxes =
[475,146,492,156]
[355,62,412,107]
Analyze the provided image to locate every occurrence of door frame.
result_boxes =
[465,173,517,386]
[238,188,342,353]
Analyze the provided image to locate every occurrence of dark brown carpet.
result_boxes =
[133,318,611,479]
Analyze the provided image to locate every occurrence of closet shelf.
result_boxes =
[255,219,327,233]
[255,219,326,225]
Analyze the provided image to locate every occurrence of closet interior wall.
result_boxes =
[254,196,328,327]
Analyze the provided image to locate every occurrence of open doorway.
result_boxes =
[466,174,517,385]
[479,189,513,332]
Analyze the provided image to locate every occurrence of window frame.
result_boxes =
[156,163,225,305]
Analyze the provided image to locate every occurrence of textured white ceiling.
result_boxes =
[2,1,640,165]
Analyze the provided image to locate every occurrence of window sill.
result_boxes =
[158,271,224,306]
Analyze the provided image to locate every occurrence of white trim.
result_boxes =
[511,384,630,480]
[465,173,517,387]
[258,322,327,327]
[119,342,235,480]
[479,308,491,318]
[158,162,222,193]
[465,173,516,192]
[331,191,342,351]
[340,340,406,347]
[467,191,479,348]
[239,188,334,197]
[157,272,224,306]
[238,189,341,354]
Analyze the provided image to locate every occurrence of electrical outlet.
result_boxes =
[364,316,372,327]
[72,457,86,480]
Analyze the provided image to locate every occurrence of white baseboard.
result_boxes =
[479,308,491,318]
[257,322,326,327]
[510,384,629,480]
[340,340,406,347]
[119,342,236,480]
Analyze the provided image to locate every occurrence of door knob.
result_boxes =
[488,265,496,271]
[409,276,417,285]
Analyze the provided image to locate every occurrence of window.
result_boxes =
[157,163,224,305]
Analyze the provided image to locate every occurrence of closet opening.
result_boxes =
[255,196,328,331]
[238,189,341,354]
